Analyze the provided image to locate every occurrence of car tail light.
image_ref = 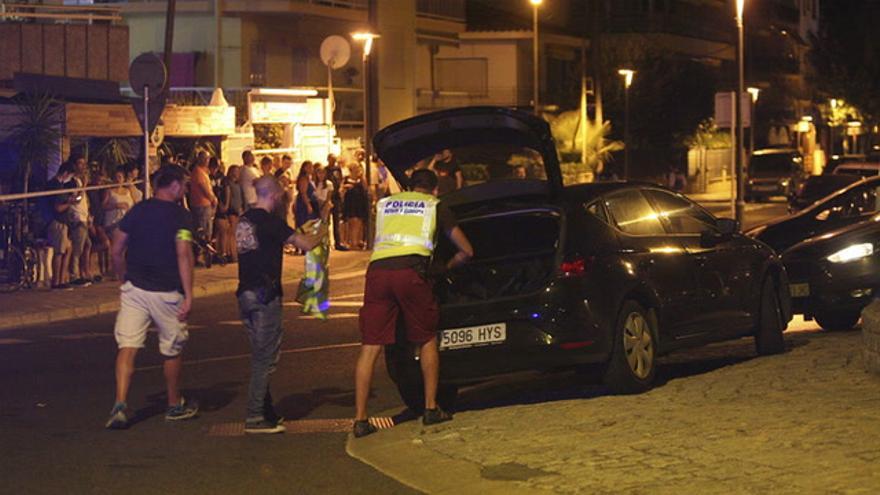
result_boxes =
[560,256,593,277]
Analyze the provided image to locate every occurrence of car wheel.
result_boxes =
[602,300,656,394]
[815,310,861,332]
[384,343,458,415]
[755,277,785,355]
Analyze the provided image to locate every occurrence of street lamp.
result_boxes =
[352,31,379,248]
[735,0,746,224]
[747,86,760,159]
[618,68,635,179]
[830,98,839,156]
[530,0,542,115]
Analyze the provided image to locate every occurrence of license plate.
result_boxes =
[440,323,506,350]
[789,283,810,298]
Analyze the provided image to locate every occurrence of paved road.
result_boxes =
[0,272,418,495]
[0,203,794,494]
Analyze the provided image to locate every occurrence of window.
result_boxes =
[291,46,309,86]
[585,200,609,224]
[816,184,880,221]
[643,190,717,235]
[605,190,666,236]
[435,58,488,95]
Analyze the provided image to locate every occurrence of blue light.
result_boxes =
[530,313,540,319]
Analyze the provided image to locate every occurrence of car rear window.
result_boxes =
[750,153,800,174]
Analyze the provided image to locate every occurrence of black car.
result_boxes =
[772,218,880,331]
[748,175,880,253]
[373,107,791,412]
[749,175,880,331]
[746,148,806,202]
[788,174,862,212]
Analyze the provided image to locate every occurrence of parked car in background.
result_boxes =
[374,106,792,414]
[825,154,866,174]
[746,148,807,202]
[832,162,880,178]
[788,174,863,212]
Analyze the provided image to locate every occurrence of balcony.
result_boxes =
[0,4,129,84]
[416,0,465,22]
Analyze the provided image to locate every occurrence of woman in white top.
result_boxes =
[126,167,143,204]
[103,168,134,232]
[313,166,334,208]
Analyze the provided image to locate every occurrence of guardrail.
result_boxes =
[0,181,144,203]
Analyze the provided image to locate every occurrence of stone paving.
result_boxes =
[348,323,880,494]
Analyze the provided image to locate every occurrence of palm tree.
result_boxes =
[12,92,62,196]
[549,110,624,183]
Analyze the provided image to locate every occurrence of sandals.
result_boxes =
[353,419,378,438]
[422,407,453,426]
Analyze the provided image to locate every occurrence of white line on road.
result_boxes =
[134,341,361,371]
[285,301,363,308]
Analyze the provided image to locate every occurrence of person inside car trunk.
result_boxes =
[353,169,474,438]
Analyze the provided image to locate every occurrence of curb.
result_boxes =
[0,253,370,332]
[0,277,240,332]
[345,416,555,495]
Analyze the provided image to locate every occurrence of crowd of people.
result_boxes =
[38,156,143,290]
[29,148,389,291]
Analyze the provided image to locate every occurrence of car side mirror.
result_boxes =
[701,218,739,247]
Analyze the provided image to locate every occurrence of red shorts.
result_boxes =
[359,266,439,345]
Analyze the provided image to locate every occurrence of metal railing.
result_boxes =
[0,181,144,204]
[0,2,123,23]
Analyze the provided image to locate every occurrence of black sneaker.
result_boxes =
[353,419,378,438]
[422,408,453,426]
[165,397,199,421]
[245,418,286,434]
[70,278,92,288]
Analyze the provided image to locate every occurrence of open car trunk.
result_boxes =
[433,205,563,305]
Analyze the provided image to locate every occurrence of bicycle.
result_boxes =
[0,201,39,293]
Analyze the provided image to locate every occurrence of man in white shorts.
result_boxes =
[106,165,198,429]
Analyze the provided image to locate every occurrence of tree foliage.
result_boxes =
[809,0,880,123]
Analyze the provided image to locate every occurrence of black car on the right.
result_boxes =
[749,175,880,330]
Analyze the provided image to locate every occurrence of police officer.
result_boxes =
[353,168,473,438]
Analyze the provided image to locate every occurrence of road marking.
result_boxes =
[297,312,359,320]
[0,338,32,345]
[285,301,363,308]
[207,416,395,436]
[134,341,361,371]
[333,293,365,300]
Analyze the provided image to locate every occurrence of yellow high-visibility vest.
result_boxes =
[371,191,439,262]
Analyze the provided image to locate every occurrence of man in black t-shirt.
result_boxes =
[106,165,199,430]
[45,163,76,289]
[236,176,326,434]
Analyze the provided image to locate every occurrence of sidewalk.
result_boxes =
[347,328,880,494]
[0,250,371,331]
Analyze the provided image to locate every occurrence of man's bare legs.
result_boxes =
[114,347,139,404]
[163,356,183,406]
[354,344,382,421]
[115,348,183,407]
[419,337,440,410]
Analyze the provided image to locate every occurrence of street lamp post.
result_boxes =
[530,0,542,115]
[352,31,379,248]
[735,0,746,225]
[618,69,635,180]
[830,98,839,156]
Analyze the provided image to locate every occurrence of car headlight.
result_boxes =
[827,243,874,263]
[780,179,790,187]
